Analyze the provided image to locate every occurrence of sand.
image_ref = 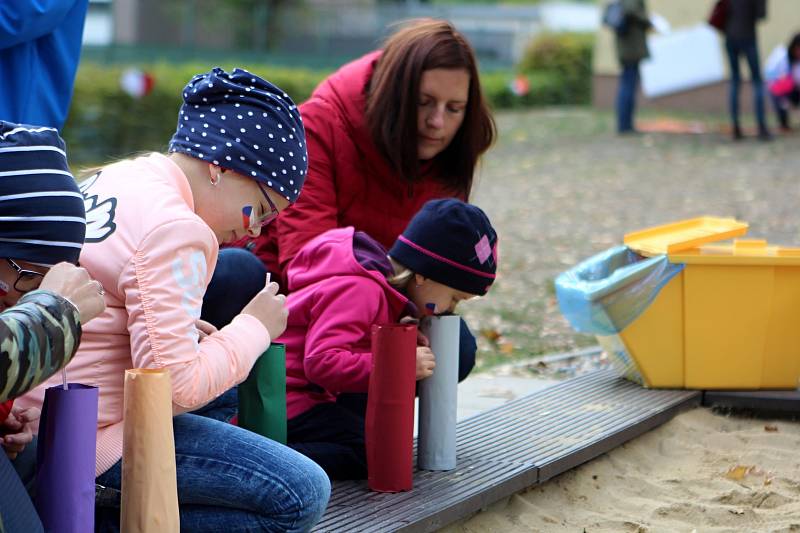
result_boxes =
[443,408,800,533]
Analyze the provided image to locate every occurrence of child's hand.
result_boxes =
[195,319,218,341]
[416,346,436,380]
[0,406,40,460]
[39,262,106,323]
[241,278,288,340]
[416,330,430,347]
[399,315,429,347]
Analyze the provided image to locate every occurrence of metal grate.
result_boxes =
[313,370,700,533]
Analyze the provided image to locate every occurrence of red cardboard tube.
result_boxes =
[365,323,417,492]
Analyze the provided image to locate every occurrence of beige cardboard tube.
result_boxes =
[121,369,180,532]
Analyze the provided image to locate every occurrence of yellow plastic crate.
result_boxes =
[624,216,748,257]
[619,239,800,390]
[618,272,685,388]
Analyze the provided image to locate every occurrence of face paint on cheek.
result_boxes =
[242,205,254,230]
[424,302,436,316]
[0,279,9,296]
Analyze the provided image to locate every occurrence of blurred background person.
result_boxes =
[765,32,800,132]
[614,0,651,134]
[0,120,105,532]
[724,0,771,140]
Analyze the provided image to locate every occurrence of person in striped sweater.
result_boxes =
[0,121,106,533]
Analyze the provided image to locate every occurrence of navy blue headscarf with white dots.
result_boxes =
[168,67,307,203]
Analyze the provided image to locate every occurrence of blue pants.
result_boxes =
[616,62,640,133]
[288,401,367,481]
[725,38,768,131]
[201,248,268,329]
[95,249,330,532]
[95,390,330,533]
[0,451,43,533]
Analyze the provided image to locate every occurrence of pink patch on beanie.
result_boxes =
[475,235,491,264]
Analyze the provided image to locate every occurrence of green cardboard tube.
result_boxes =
[238,343,287,444]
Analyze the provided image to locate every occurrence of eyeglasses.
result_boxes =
[5,258,45,294]
[247,182,280,229]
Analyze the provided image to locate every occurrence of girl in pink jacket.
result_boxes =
[280,198,498,480]
[18,68,330,532]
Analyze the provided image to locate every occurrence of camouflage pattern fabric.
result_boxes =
[0,290,81,403]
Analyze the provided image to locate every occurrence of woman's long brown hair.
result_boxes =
[365,19,496,198]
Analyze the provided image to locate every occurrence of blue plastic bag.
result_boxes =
[555,246,684,336]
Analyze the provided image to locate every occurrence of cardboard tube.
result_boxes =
[238,343,287,444]
[418,315,461,470]
[121,369,179,533]
[365,323,417,492]
[35,383,99,533]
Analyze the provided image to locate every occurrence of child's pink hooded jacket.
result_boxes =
[279,227,409,419]
[17,153,270,476]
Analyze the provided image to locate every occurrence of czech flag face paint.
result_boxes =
[242,205,254,230]
[424,303,436,316]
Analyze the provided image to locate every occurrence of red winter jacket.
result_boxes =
[241,51,467,287]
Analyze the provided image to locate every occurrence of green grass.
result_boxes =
[463,106,800,370]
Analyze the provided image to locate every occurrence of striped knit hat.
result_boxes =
[0,122,86,266]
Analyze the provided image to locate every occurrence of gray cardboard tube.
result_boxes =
[418,315,460,470]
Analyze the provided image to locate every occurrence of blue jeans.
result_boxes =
[95,395,330,533]
[1,451,43,533]
[95,248,330,532]
[616,62,640,132]
[725,38,767,130]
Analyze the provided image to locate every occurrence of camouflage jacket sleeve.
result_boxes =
[0,290,82,403]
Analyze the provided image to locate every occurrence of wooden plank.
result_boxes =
[702,389,800,413]
[313,370,700,533]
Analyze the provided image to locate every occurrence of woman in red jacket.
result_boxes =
[242,18,496,380]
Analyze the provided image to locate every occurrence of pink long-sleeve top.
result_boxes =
[17,153,270,476]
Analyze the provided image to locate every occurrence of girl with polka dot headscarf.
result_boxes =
[18,68,330,532]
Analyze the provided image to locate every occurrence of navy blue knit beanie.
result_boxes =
[389,199,498,295]
[168,67,307,203]
[0,122,86,266]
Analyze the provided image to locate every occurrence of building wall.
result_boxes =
[593,0,799,112]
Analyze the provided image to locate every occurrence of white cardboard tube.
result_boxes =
[418,315,460,471]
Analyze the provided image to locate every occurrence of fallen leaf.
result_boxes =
[480,328,501,342]
[499,341,515,354]
[725,465,755,481]
[764,425,779,432]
